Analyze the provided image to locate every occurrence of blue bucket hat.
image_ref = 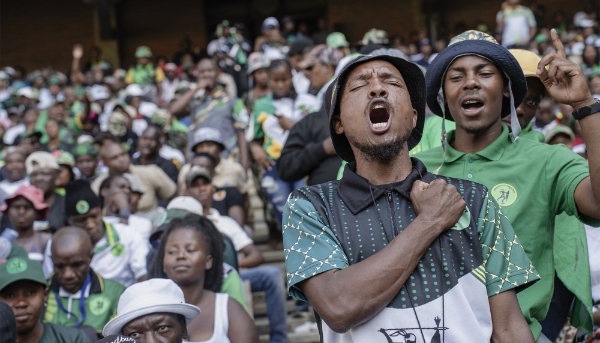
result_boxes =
[426,30,527,135]
[325,49,426,162]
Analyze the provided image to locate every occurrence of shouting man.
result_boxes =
[282,49,538,342]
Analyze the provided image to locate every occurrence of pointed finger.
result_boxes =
[550,28,566,58]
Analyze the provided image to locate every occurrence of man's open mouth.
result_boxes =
[369,102,391,132]
[461,99,484,115]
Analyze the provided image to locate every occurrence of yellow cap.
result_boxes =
[509,49,542,78]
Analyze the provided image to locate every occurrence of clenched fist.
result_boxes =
[410,179,467,233]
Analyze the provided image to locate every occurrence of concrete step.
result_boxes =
[259,331,320,343]
[254,313,312,335]
[253,298,295,317]
[262,250,285,263]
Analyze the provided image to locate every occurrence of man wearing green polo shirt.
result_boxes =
[417,29,600,342]
[44,226,124,335]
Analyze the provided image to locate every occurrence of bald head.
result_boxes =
[52,226,94,293]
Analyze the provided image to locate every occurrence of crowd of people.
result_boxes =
[2,0,600,342]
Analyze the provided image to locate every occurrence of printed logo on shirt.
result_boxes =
[491,183,518,207]
[76,200,90,214]
[111,243,125,257]
[450,207,471,231]
[6,258,27,274]
[89,294,111,316]
[213,190,226,201]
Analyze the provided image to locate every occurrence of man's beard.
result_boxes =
[347,130,411,162]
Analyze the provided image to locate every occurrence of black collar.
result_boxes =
[49,269,103,295]
[338,158,434,215]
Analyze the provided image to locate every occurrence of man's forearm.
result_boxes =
[577,103,600,217]
[301,216,444,333]
[237,130,249,170]
[170,87,197,115]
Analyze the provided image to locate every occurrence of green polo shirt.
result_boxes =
[409,115,456,156]
[417,124,598,338]
[519,121,544,143]
[44,270,125,333]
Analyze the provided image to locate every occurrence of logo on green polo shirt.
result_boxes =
[6,258,27,274]
[492,183,518,206]
[111,243,125,257]
[89,295,111,316]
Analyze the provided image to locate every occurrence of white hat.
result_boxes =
[125,84,144,97]
[262,17,280,30]
[580,18,595,28]
[16,87,39,100]
[102,279,200,336]
[167,196,203,216]
[89,84,110,101]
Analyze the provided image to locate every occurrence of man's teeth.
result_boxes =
[373,104,385,109]
[373,122,387,128]
[463,100,479,105]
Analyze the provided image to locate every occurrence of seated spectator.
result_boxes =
[0,256,89,343]
[131,125,179,183]
[53,151,76,189]
[169,58,249,169]
[73,144,100,184]
[287,38,314,95]
[44,226,125,335]
[43,119,74,153]
[149,109,187,167]
[148,217,259,342]
[1,185,49,263]
[149,197,248,310]
[299,45,343,107]
[181,153,245,226]
[250,59,320,226]
[44,180,149,287]
[159,63,180,104]
[0,148,29,205]
[545,124,575,149]
[243,52,271,113]
[100,174,153,242]
[277,105,343,186]
[178,128,247,196]
[102,279,199,342]
[125,46,164,102]
[185,167,287,343]
[25,151,67,232]
[4,107,39,146]
[93,137,176,214]
[255,17,289,60]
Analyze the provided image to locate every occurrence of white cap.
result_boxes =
[102,279,200,336]
[167,196,203,216]
[125,84,144,97]
[262,17,280,30]
[88,84,110,101]
[16,87,39,100]
[580,18,595,28]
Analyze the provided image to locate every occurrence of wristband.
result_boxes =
[571,99,600,120]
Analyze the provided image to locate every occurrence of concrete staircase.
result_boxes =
[247,173,320,343]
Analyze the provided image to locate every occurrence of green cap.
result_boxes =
[326,32,349,48]
[73,143,99,158]
[544,124,575,144]
[53,150,75,167]
[135,46,153,58]
[0,257,47,292]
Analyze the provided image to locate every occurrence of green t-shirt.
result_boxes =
[44,272,125,333]
[39,322,89,343]
[221,265,248,312]
[417,124,598,337]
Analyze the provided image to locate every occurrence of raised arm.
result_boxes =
[298,179,466,333]
[169,80,208,116]
[538,29,600,219]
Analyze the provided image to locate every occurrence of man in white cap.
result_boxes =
[255,17,289,60]
[103,278,200,343]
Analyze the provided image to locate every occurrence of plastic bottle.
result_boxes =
[0,228,18,261]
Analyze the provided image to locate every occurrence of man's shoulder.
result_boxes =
[98,275,126,294]
[288,181,341,206]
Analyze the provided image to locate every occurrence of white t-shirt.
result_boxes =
[0,178,29,201]
[497,5,536,47]
[43,220,149,287]
[104,214,154,244]
[207,209,252,252]
[292,70,310,95]
[4,124,25,145]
